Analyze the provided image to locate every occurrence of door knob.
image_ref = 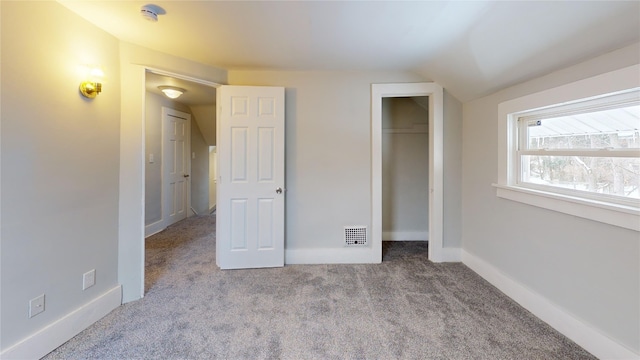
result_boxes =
[276,187,282,194]
[184,174,190,178]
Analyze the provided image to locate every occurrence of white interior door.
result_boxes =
[216,86,285,269]
[163,107,191,227]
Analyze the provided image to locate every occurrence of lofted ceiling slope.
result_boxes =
[59,1,640,102]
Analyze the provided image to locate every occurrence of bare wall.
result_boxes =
[1,1,121,351]
[189,113,210,215]
[191,105,216,146]
[227,71,463,251]
[443,91,462,248]
[461,43,640,353]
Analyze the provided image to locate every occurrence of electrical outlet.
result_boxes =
[29,294,45,318]
[83,269,96,290]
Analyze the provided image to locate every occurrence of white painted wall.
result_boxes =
[1,1,121,353]
[228,71,422,251]
[382,98,429,240]
[191,105,216,146]
[443,91,463,249]
[227,71,463,253]
[461,43,640,355]
[189,104,216,214]
[190,116,210,215]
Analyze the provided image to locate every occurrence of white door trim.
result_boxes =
[371,83,444,262]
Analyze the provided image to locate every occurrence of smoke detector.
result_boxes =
[140,4,165,22]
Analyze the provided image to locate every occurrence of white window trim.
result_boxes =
[496,64,640,232]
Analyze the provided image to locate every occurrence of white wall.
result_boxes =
[190,115,210,215]
[1,1,121,354]
[189,104,216,214]
[228,71,423,251]
[443,91,462,249]
[227,71,463,253]
[462,43,640,355]
[382,98,429,240]
[191,104,216,146]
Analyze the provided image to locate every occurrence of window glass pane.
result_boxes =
[521,155,640,199]
[525,104,640,150]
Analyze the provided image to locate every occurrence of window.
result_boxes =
[517,91,639,206]
[496,65,640,231]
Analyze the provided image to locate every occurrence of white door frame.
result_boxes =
[120,65,221,302]
[371,83,444,262]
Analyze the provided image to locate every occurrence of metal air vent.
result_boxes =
[344,226,367,246]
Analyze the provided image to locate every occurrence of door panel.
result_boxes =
[231,128,248,182]
[257,199,274,249]
[258,128,275,181]
[217,86,285,269]
[230,199,248,250]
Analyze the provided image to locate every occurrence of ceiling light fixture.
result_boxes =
[159,86,185,99]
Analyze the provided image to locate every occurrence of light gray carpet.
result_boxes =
[44,215,595,359]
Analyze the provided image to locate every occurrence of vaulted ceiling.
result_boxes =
[59,1,640,102]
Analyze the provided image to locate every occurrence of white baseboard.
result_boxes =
[462,250,639,360]
[440,247,462,262]
[286,247,381,264]
[382,231,428,241]
[285,245,458,265]
[145,220,165,238]
[1,285,122,360]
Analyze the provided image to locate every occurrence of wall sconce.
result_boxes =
[79,67,104,99]
[159,86,185,99]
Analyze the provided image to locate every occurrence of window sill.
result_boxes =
[493,184,639,232]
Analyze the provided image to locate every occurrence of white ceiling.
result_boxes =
[60,1,640,102]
